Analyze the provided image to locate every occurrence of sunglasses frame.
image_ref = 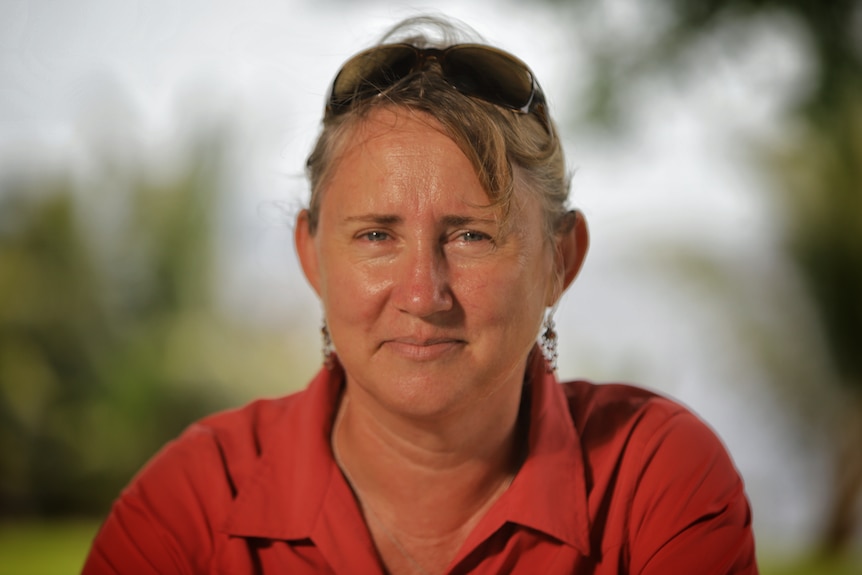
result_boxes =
[326,43,548,128]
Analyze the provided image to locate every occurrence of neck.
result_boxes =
[332,378,526,540]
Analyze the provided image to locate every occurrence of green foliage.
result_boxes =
[562,1,862,127]
[0,520,100,575]
[775,94,862,387]
[0,143,236,517]
[760,554,862,575]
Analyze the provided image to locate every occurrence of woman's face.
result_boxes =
[297,108,562,419]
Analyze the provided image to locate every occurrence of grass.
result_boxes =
[0,520,100,575]
[759,555,862,575]
[0,520,859,574]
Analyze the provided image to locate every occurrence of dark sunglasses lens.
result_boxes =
[330,45,417,111]
[442,47,534,111]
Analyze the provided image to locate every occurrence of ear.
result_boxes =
[295,210,322,297]
[547,210,590,305]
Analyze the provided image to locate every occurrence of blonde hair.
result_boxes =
[305,16,571,239]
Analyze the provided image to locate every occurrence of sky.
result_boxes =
[0,0,839,552]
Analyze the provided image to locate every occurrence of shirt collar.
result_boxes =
[222,361,349,540]
[500,348,591,553]
[222,349,591,555]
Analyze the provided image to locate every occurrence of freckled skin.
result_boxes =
[297,109,558,422]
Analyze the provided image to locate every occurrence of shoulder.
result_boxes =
[141,388,316,506]
[560,379,693,443]
[189,394,302,468]
[558,380,756,572]
[559,379,735,486]
[557,379,745,510]
[83,390,311,574]
[130,390,310,517]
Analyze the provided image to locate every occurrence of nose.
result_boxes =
[391,241,453,317]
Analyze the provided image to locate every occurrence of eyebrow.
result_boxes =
[441,215,498,228]
[341,214,498,227]
[343,214,402,225]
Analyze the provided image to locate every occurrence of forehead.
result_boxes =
[323,108,496,211]
[338,108,469,171]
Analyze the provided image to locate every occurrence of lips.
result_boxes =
[381,337,466,361]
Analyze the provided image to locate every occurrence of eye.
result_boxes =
[446,229,496,255]
[458,230,491,243]
[360,230,390,242]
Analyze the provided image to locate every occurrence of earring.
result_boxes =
[321,319,335,369]
[540,313,558,373]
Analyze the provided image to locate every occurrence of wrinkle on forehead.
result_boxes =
[335,109,484,200]
[323,107,540,241]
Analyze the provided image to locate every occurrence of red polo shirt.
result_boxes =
[83,351,757,574]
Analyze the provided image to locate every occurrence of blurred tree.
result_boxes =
[548,0,862,556]
[770,94,862,555]
[0,135,237,516]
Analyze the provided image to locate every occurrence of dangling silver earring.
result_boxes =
[540,311,558,373]
[321,318,335,369]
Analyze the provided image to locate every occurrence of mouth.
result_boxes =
[381,337,466,361]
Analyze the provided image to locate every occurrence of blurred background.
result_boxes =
[0,0,860,573]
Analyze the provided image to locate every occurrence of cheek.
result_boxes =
[319,252,391,323]
[454,256,549,325]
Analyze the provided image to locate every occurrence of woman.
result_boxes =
[83,16,758,575]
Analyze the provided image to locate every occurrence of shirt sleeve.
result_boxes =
[626,405,758,575]
[81,425,230,575]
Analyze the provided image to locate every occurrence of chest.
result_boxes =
[211,529,624,575]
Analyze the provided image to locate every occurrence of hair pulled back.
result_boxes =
[305,16,572,239]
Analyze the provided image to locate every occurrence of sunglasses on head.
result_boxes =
[326,43,548,126]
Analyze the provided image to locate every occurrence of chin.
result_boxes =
[357,368,475,420]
